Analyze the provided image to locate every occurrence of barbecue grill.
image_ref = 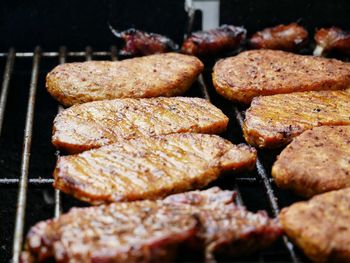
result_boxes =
[2,0,350,262]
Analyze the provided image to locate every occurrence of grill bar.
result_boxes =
[12,47,41,263]
[0,48,15,136]
[233,107,300,263]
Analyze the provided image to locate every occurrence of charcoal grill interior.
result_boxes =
[3,0,350,262]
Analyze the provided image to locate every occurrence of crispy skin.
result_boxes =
[164,188,282,262]
[181,25,246,56]
[243,90,350,148]
[280,188,350,262]
[52,97,229,153]
[314,27,350,55]
[54,133,257,204]
[212,50,350,104]
[46,53,203,106]
[250,23,308,51]
[21,188,281,263]
[272,126,350,197]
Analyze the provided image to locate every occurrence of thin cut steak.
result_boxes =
[272,126,350,197]
[212,50,350,104]
[280,188,350,262]
[52,97,229,153]
[54,133,257,204]
[21,188,282,263]
[46,52,204,106]
[243,89,350,148]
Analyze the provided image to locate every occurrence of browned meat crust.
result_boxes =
[21,188,282,263]
[181,25,246,56]
[250,23,308,51]
[52,97,229,154]
[46,53,203,106]
[54,133,257,204]
[243,89,350,148]
[212,50,350,104]
[280,188,350,262]
[314,27,350,55]
[272,126,350,197]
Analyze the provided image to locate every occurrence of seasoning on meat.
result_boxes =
[21,188,282,263]
[250,23,308,51]
[54,133,257,204]
[243,89,350,148]
[314,27,350,56]
[109,26,179,56]
[212,49,350,104]
[46,53,203,106]
[280,188,350,262]
[272,126,350,197]
[181,25,246,56]
[52,97,229,153]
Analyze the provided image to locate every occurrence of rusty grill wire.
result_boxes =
[0,47,302,263]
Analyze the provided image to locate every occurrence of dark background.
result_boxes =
[1,0,350,51]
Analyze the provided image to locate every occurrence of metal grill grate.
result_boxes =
[0,47,303,263]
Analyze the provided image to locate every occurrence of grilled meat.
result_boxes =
[164,188,282,262]
[280,188,350,262]
[109,26,179,56]
[54,133,257,204]
[272,126,350,197]
[46,53,203,107]
[314,27,350,56]
[250,23,308,51]
[21,188,282,263]
[181,25,246,56]
[213,49,350,104]
[52,97,229,153]
[243,89,350,148]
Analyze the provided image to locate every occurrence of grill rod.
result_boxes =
[12,47,41,263]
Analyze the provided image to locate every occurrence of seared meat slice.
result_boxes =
[250,23,308,51]
[20,200,198,263]
[272,126,350,197]
[181,25,246,56]
[212,50,350,104]
[280,188,350,262]
[54,133,256,204]
[164,187,282,262]
[243,89,350,148]
[314,27,350,56]
[52,97,229,153]
[46,53,203,106]
[109,27,179,56]
[21,188,282,263]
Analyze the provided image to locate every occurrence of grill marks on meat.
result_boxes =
[280,188,350,262]
[250,23,308,51]
[212,50,350,104]
[181,25,246,56]
[21,188,282,263]
[52,97,229,153]
[314,27,350,56]
[243,89,350,148]
[54,133,257,204]
[272,126,350,197]
[46,53,203,106]
[109,27,179,56]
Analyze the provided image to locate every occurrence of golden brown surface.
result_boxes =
[52,97,229,153]
[212,50,350,104]
[21,188,281,263]
[250,23,308,51]
[54,133,257,204]
[243,89,350,148]
[46,53,204,106]
[280,188,350,262]
[272,126,350,197]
